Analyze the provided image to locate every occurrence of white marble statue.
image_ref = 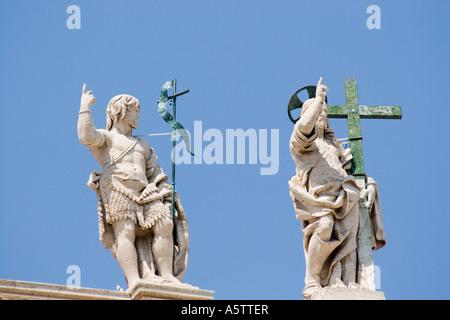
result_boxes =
[288,77,386,299]
[77,84,189,289]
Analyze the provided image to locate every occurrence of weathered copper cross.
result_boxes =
[288,78,402,185]
[327,78,402,183]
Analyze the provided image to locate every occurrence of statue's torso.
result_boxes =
[90,130,151,196]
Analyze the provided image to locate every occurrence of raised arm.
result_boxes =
[295,77,329,136]
[77,83,102,146]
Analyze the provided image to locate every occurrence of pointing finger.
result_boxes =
[82,83,86,94]
[318,77,323,86]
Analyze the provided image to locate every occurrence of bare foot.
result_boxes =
[162,274,182,284]
[348,282,361,290]
[143,273,164,283]
[302,283,321,299]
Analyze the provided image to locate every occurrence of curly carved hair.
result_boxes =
[106,94,140,131]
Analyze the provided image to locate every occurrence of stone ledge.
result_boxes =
[310,287,386,300]
[127,280,215,300]
[0,278,214,300]
[0,279,129,300]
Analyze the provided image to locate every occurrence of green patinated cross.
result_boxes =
[327,79,402,181]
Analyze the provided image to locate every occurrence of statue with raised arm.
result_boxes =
[77,84,189,289]
[288,77,386,299]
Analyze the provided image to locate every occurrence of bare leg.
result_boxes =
[152,215,180,283]
[113,219,140,288]
[136,235,153,279]
[136,234,164,283]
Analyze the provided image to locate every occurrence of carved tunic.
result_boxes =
[83,129,172,243]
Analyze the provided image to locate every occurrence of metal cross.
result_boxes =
[137,80,191,220]
[288,78,402,186]
[156,79,191,221]
[327,78,402,184]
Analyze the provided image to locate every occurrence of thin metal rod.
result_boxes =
[168,89,189,99]
[171,80,177,220]
[135,132,172,137]
[337,138,350,146]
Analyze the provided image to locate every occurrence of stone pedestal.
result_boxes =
[310,287,386,300]
[0,278,214,300]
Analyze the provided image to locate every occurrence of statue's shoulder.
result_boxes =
[96,128,111,139]
[98,129,128,144]
[135,136,150,149]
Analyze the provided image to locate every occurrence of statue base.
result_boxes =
[0,278,214,300]
[309,287,386,300]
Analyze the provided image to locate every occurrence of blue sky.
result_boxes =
[0,0,448,300]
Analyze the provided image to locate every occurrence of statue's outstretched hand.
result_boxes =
[80,83,96,110]
[315,77,329,101]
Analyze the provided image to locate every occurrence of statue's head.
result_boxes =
[301,98,329,129]
[106,94,140,131]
